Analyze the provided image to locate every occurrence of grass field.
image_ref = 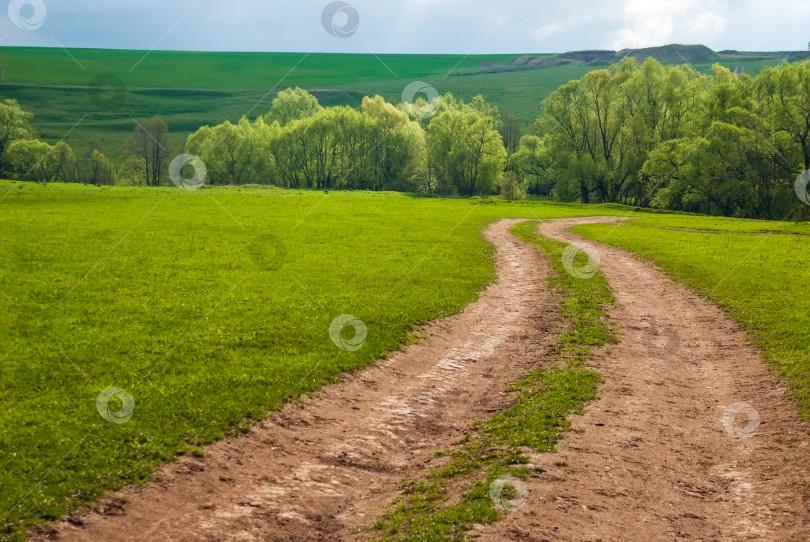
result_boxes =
[0,47,791,161]
[575,217,810,414]
[4,180,810,539]
[0,180,635,540]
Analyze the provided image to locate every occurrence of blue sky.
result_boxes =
[3,0,810,54]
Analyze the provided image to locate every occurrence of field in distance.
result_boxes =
[0,45,799,160]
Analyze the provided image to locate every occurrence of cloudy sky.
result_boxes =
[4,0,810,54]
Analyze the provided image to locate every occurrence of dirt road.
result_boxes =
[477,217,810,541]
[33,217,810,541]
[33,219,560,541]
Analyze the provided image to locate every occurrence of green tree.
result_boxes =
[266,87,322,127]
[499,111,522,155]
[757,61,810,171]
[538,58,706,205]
[86,150,117,185]
[8,139,74,183]
[510,135,553,195]
[125,115,171,187]
[427,105,506,196]
[360,96,424,191]
[0,99,36,175]
[498,170,526,200]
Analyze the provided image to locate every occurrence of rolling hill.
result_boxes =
[0,44,803,160]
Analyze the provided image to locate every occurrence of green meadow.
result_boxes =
[3,180,810,540]
[0,47,789,161]
[0,180,631,540]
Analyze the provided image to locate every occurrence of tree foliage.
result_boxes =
[9,64,810,216]
[265,87,322,127]
[7,139,73,183]
[534,58,810,218]
[426,104,506,196]
[0,99,36,175]
[185,90,506,195]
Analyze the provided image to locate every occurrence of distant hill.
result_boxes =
[3,45,807,156]
[482,44,809,73]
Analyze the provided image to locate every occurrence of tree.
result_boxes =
[186,116,280,185]
[242,116,278,183]
[125,115,170,187]
[498,170,526,200]
[499,111,522,155]
[537,58,707,205]
[61,141,117,185]
[0,99,35,176]
[538,78,596,202]
[757,61,810,171]
[8,139,74,183]
[86,150,116,185]
[359,96,424,191]
[266,87,322,127]
[427,105,506,196]
[510,135,554,195]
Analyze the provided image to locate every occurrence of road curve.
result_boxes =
[478,217,810,541]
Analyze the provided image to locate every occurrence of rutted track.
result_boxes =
[478,217,810,541]
[33,219,560,541]
[32,216,810,541]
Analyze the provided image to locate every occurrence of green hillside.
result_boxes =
[0,46,797,160]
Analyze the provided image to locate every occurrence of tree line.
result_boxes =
[184,88,508,196]
[0,88,513,198]
[0,99,117,185]
[3,58,810,218]
[531,57,810,219]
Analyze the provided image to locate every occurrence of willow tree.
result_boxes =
[8,139,74,183]
[509,135,554,196]
[0,99,35,176]
[427,106,506,196]
[360,96,424,191]
[757,61,810,171]
[538,58,708,205]
[265,87,322,127]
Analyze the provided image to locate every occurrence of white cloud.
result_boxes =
[1,0,806,54]
[610,0,727,49]
[535,22,567,41]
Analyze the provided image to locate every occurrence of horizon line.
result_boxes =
[0,44,805,56]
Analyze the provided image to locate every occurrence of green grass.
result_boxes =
[5,180,809,540]
[0,181,637,541]
[368,221,615,541]
[0,47,794,161]
[612,214,810,235]
[574,216,810,415]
